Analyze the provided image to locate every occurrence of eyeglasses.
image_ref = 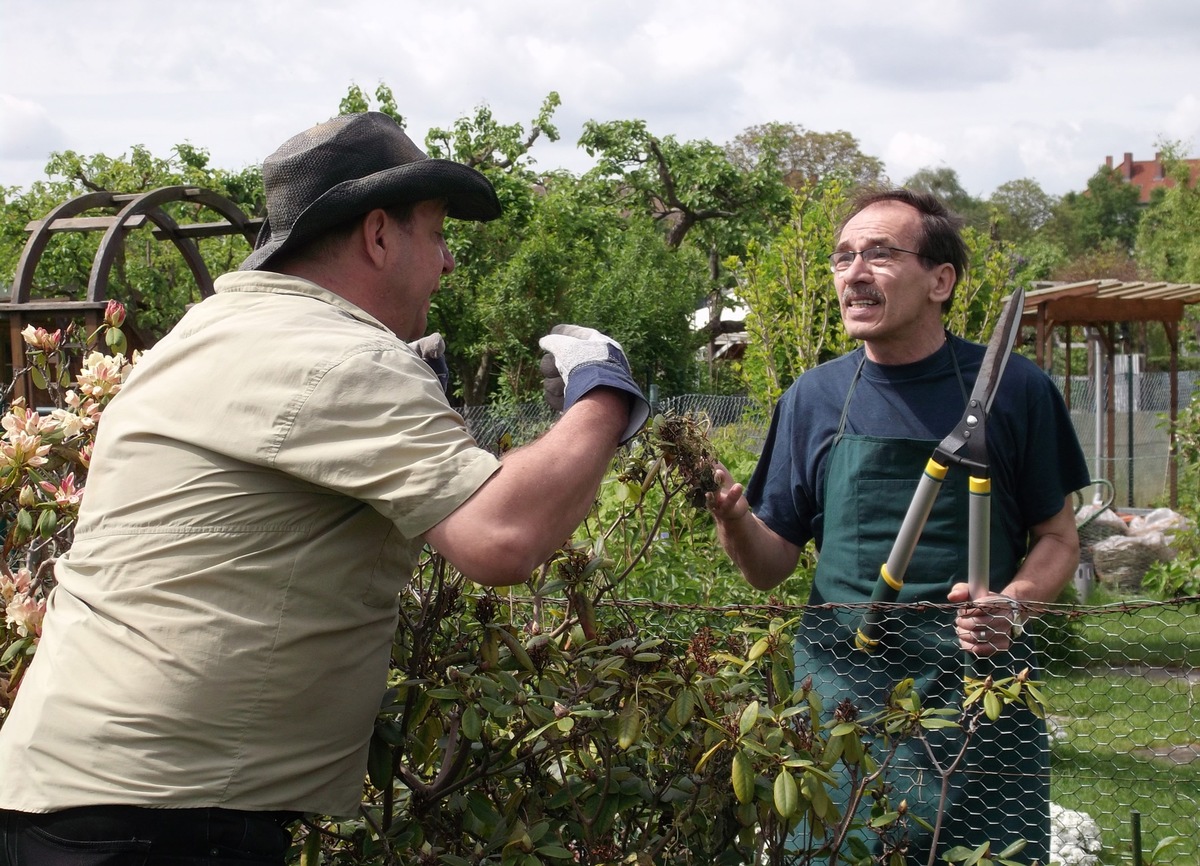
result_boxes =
[828,246,932,272]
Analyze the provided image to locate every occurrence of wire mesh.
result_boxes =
[603,595,1200,865]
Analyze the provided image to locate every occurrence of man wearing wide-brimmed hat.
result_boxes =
[0,112,647,864]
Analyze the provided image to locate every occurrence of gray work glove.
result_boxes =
[538,324,650,444]
[408,332,450,393]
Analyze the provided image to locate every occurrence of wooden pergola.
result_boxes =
[1022,279,1200,507]
[1,186,261,404]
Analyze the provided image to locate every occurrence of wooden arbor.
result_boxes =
[2,186,261,403]
[1023,279,1200,506]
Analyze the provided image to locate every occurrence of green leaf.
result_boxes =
[366,730,392,790]
[869,810,900,828]
[773,768,799,818]
[984,690,1002,721]
[802,772,831,819]
[739,700,760,736]
[617,699,642,749]
[747,636,771,661]
[731,749,755,804]
[996,839,1027,859]
[670,687,695,726]
[461,706,482,740]
[1,636,32,666]
[106,327,128,355]
[695,740,725,773]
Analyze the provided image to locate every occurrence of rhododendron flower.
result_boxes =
[2,400,59,440]
[20,325,62,353]
[5,592,45,638]
[0,431,51,471]
[0,567,32,605]
[77,351,132,400]
[104,299,127,329]
[39,473,82,508]
[48,405,91,440]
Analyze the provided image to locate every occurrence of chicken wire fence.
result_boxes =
[598,595,1200,866]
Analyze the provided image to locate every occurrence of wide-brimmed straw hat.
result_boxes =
[241,111,501,271]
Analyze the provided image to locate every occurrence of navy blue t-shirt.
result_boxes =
[747,334,1091,564]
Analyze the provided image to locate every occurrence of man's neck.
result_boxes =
[863,328,948,366]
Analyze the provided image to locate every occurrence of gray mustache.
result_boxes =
[843,288,884,305]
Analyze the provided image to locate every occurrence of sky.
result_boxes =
[2,0,1199,201]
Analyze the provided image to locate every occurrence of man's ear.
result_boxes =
[929,262,956,305]
[359,208,391,269]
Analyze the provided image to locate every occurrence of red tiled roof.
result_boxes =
[1105,152,1200,204]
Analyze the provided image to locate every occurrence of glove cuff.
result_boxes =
[562,362,650,444]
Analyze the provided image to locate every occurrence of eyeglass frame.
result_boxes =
[827,246,938,272]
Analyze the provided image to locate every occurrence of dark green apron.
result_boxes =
[793,355,1049,864]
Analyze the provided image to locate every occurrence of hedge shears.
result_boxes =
[856,286,1026,652]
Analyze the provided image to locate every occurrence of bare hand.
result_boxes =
[948,582,1019,656]
[705,462,750,523]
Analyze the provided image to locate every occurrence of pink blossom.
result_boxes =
[104,300,127,329]
[5,592,45,637]
[20,325,62,353]
[77,352,132,401]
[0,431,51,471]
[0,568,32,605]
[2,400,60,440]
[39,473,82,508]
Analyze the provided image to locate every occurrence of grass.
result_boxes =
[1042,591,1200,864]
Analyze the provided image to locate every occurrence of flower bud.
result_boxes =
[104,300,127,328]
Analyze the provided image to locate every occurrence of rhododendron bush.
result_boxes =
[0,302,132,710]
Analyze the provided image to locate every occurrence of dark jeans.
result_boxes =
[0,806,298,866]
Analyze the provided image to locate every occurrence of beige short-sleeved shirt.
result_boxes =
[0,272,501,817]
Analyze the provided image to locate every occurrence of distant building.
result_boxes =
[1105,151,1200,204]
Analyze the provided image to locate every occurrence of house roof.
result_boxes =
[1105,152,1200,204]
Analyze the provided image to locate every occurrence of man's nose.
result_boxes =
[841,252,873,281]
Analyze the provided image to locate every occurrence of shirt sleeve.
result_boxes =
[746,395,817,549]
[271,342,501,537]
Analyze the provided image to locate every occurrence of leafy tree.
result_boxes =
[578,120,794,388]
[989,178,1057,245]
[436,172,708,404]
[1135,140,1200,282]
[1048,239,1140,283]
[735,180,853,413]
[904,166,990,231]
[725,122,886,190]
[339,82,404,125]
[577,119,792,259]
[1045,164,1142,257]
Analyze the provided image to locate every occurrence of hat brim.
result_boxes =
[241,158,501,271]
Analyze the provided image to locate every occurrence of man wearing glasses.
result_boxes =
[707,188,1088,863]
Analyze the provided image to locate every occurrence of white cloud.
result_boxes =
[0,95,65,160]
[2,0,1199,197]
